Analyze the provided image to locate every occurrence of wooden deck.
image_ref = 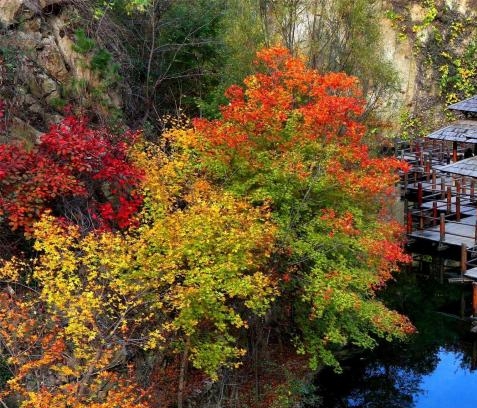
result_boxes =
[396,98,477,284]
[465,268,477,280]
[410,221,477,248]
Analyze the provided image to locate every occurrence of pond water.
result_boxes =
[314,270,477,408]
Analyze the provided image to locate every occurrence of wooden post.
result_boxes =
[456,195,461,222]
[425,161,430,181]
[453,141,458,162]
[474,218,477,244]
[418,182,423,208]
[407,211,413,234]
[433,201,438,226]
[441,177,446,199]
[404,172,408,196]
[471,180,475,202]
[462,176,467,196]
[432,170,437,191]
[440,213,445,241]
[447,186,452,214]
[472,282,477,317]
[419,210,424,230]
[461,243,467,278]
[456,180,461,196]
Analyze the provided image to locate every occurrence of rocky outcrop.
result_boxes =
[380,16,418,109]
[383,0,477,132]
[0,0,26,27]
[0,0,121,142]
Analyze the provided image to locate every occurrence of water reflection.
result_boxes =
[315,270,477,408]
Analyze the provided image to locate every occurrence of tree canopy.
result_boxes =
[0,47,412,407]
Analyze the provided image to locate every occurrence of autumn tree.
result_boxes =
[0,47,412,407]
[258,0,399,115]
[184,46,413,370]
[0,130,276,407]
[0,116,142,238]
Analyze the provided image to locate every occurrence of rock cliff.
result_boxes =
[384,0,477,134]
[0,0,121,143]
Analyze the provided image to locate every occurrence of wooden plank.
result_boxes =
[465,268,477,280]
[410,221,477,248]
[462,243,468,275]
[420,199,475,216]
[449,277,474,283]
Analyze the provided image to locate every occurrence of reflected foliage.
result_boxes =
[315,269,474,408]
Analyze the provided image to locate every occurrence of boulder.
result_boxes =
[0,0,23,27]
[10,116,42,143]
[37,36,69,82]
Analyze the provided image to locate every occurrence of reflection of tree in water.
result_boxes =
[314,268,475,408]
[449,335,477,372]
[348,366,420,408]
[318,359,423,408]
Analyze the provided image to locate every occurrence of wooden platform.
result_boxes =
[405,179,476,198]
[396,96,477,284]
[409,220,477,248]
[420,199,476,216]
[465,268,477,280]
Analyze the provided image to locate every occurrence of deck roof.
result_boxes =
[448,96,477,113]
[426,120,477,143]
[439,156,477,177]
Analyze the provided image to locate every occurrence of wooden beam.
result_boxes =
[461,243,467,277]
[474,218,477,244]
[456,195,461,222]
[453,141,458,162]
[447,186,452,214]
[418,182,423,208]
[473,282,477,317]
[433,201,438,226]
[440,213,445,241]
[407,211,413,234]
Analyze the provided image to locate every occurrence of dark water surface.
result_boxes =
[315,270,477,408]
